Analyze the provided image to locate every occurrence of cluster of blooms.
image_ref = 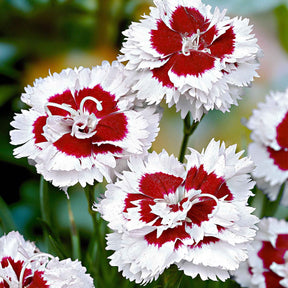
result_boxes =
[246,89,288,205]
[0,231,94,287]
[8,0,266,286]
[235,217,288,288]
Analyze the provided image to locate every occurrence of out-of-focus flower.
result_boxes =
[234,217,288,288]
[246,89,288,205]
[97,139,258,284]
[119,0,260,120]
[10,61,161,189]
[0,231,94,288]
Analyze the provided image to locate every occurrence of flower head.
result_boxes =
[0,231,94,288]
[97,139,258,284]
[246,89,288,205]
[119,0,260,120]
[234,217,288,288]
[10,61,161,189]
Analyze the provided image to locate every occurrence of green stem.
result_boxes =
[40,176,51,224]
[39,176,52,251]
[84,183,101,280]
[261,182,285,218]
[67,198,81,260]
[160,265,184,288]
[179,113,203,163]
[85,184,98,233]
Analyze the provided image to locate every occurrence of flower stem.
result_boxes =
[84,183,102,281]
[39,176,52,251]
[179,113,203,163]
[160,265,184,288]
[84,184,98,233]
[67,198,81,260]
[261,182,285,218]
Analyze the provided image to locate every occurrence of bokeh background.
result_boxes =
[1,0,288,283]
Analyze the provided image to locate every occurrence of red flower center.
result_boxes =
[150,6,235,87]
[32,85,128,157]
[0,257,48,288]
[123,165,233,249]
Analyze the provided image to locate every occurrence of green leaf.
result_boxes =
[37,218,69,259]
[0,195,17,232]
[275,5,288,54]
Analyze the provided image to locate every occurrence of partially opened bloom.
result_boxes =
[0,231,94,287]
[246,89,288,205]
[119,0,260,120]
[10,61,161,189]
[234,217,288,288]
[98,139,258,284]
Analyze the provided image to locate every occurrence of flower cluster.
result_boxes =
[246,89,288,205]
[97,139,258,284]
[0,231,94,287]
[119,0,260,120]
[235,217,288,288]
[8,0,264,286]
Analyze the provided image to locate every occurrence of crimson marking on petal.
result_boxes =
[152,56,175,88]
[186,199,216,226]
[276,111,288,148]
[139,199,160,224]
[189,236,220,249]
[170,7,207,35]
[92,113,128,143]
[33,116,48,144]
[185,165,233,200]
[150,20,182,56]
[263,271,283,288]
[26,271,49,288]
[92,144,123,155]
[267,147,288,171]
[124,193,147,213]
[171,51,215,77]
[210,27,235,59]
[53,134,93,157]
[139,172,184,199]
[76,85,119,118]
[258,234,288,269]
[144,224,190,248]
[0,257,48,287]
[1,257,24,279]
[53,133,123,157]
[48,90,76,116]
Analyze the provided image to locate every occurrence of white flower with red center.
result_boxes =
[97,139,258,284]
[10,61,161,189]
[0,231,94,287]
[119,0,260,120]
[234,217,288,288]
[246,89,288,205]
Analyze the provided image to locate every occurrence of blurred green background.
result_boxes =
[1,0,288,285]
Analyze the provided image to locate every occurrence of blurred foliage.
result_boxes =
[275,5,288,54]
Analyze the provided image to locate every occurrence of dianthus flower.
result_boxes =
[234,217,288,288]
[0,231,94,287]
[10,61,161,189]
[246,89,288,205]
[119,0,260,120]
[97,139,258,284]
